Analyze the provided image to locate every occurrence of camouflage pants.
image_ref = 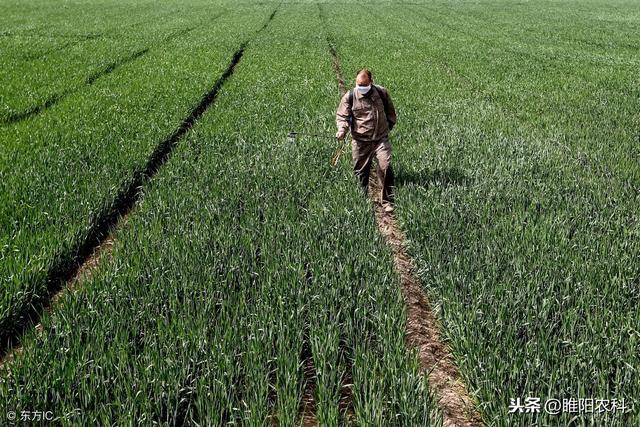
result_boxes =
[351,136,395,204]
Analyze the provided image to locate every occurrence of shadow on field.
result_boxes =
[395,165,470,188]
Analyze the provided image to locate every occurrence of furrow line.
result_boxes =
[3,11,226,126]
[84,47,149,85]
[0,7,279,366]
[319,4,485,425]
[22,33,102,62]
[318,4,345,96]
[297,262,318,426]
[297,319,318,427]
[336,336,355,424]
[316,5,356,423]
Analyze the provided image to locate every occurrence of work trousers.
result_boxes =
[351,136,395,204]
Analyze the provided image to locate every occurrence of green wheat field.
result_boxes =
[0,0,638,425]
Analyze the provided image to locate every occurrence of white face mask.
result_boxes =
[356,84,371,94]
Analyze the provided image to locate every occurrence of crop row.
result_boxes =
[0,2,233,123]
[0,6,275,346]
[1,4,440,425]
[321,2,638,425]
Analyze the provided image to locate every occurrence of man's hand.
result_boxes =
[336,129,347,140]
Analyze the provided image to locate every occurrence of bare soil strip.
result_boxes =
[369,178,485,427]
[298,327,318,427]
[319,7,485,423]
[337,337,355,425]
[296,261,319,426]
[0,8,279,367]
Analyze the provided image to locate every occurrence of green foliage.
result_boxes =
[0,2,272,337]
[322,1,639,425]
[1,2,437,425]
[2,0,637,425]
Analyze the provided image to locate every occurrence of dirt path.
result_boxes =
[369,178,485,427]
[317,3,484,422]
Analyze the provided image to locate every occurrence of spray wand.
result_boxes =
[287,130,349,167]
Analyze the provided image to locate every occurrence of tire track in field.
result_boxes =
[294,13,356,427]
[19,14,162,62]
[295,263,354,427]
[4,45,148,124]
[2,12,224,126]
[21,33,103,62]
[318,4,485,426]
[298,301,318,427]
[0,7,279,368]
[336,335,355,424]
[16,8,185,61]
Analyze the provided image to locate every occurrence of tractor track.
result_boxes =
[14,8,194,61]
[22,33,103,62]
[0,7,279,370]
[295,263,354,427]
[297,262,318,427]
[319,4,485,425]
[3,12,226,126]
[289,7,355,425]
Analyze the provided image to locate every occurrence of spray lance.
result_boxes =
[286,131,335,141]
[286,131,350,167]
[330,134,350,167]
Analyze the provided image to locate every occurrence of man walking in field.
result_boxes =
[336,68,397,213]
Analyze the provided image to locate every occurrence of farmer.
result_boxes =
[336,68,397,213]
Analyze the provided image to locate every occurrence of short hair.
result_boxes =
[356,68,372,80]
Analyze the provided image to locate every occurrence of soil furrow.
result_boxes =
[295,261,318,426]
[2,12,227,126]
[0,5,280,364]
[320,5,485,425]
